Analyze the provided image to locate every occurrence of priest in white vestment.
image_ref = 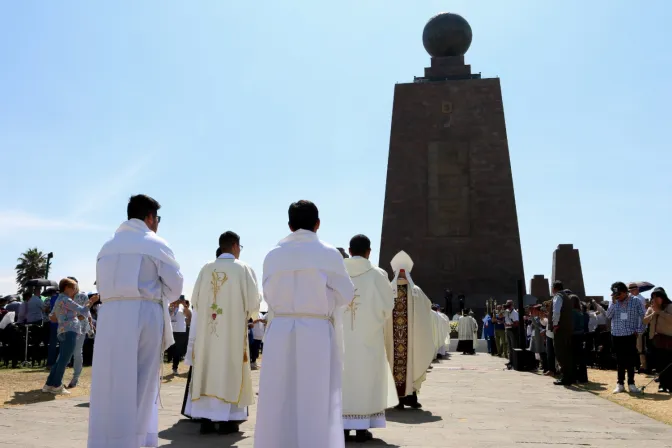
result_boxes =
[456,310,478,355]
[182,231,261,435]
[440,309,451,355]
[341,235,397,443]
[89,195,183,448]
[432,305,449,358]
[384,251,435,409]
[255,200,355,448]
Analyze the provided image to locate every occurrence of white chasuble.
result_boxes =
[431,311,449,356]
[254,230,355,448]
[438,312,451,354]
[384,251,435,397]
[341,257,398,430]
[185,254,260,421]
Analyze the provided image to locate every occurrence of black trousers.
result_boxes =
[169,331,188,371]
[572,334,588,383]
[613,334,638,385]
[505,328,518,361]
[654,345,672,389]
[555,331,575,383]
[250,339,262,363]
[546,336,556,373]
[539,352,548,372]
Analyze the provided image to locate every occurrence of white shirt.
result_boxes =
[252,317,265,340]
[171,304,187,333]
[504,309,519,327]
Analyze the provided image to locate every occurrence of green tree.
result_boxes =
[15,248,47,291]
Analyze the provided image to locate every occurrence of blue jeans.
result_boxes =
[68,333,86,385]
[47,324,59,367]
[46,332,78,387]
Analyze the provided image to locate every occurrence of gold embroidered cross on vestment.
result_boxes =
[208,271,228,336]
[346,289,361,330]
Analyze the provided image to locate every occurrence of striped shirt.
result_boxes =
[606,295,645,337]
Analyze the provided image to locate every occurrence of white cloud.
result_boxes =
[0,210,106,236]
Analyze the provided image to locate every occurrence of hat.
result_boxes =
[628,282,638,289]
[610,282,628,296]
[651,286,668,299]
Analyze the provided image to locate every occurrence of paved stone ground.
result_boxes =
[1,354,671,447]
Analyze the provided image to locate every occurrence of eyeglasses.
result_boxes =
[157,216,161,223]
[239,245,244,251]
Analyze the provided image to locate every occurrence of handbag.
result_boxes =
[653,315,672,350]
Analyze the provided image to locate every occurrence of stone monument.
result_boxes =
[379,12,525,310]
[530,275,551,302]
[551,244,586,298]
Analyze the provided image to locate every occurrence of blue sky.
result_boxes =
[1,1,670,301]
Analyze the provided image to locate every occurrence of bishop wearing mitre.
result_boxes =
[182,231,261,435]
[385,251,435,409]
[341,235,397,443]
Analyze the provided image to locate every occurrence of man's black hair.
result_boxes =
[216,247,222,258]
[127,194,161,221]
[552,280,564,291]
[219,231,240,251]
[288,200,319,231]
[349,234,371,257]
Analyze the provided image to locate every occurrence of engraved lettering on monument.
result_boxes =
[427,142,470,237]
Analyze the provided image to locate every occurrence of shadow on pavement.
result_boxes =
[159,419,247,447]
[385,408,442,424]
[346,438,401,447]
[4,389,55,406]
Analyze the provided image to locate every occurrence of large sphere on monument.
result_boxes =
[422,13,472,57]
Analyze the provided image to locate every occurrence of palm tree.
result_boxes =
[15,248,47,291]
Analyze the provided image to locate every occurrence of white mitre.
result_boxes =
[390,250,419,297]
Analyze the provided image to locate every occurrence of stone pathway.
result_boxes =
[0,354,670,447]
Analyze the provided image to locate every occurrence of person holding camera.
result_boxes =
[168,295,192,375]
[42,277,99,395]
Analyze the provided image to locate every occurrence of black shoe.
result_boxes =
[394,403,405,410]
[407,393,422,409]
[200,420,216,434]
[218,422,240,435]
[355,430,374,442]
[554,380,573,386]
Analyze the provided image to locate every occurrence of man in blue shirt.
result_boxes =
[482,313,495,355]
[606,281,645,394]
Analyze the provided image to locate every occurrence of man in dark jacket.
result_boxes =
[551,280,575,385]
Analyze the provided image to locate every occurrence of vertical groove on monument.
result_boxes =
[551,244,586,298]
[379,12,525,307]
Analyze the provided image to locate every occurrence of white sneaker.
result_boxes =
[250,363,259,370]
[41,385,54,393]
[628,384,641,394]
[50,385,71,395]
[613,384,625,394]
[172,369,178,375]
